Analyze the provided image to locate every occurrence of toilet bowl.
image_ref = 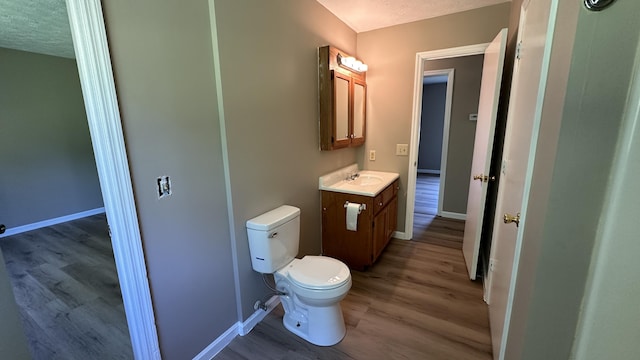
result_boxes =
[246,205,351,346]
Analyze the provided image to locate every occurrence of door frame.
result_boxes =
[404,43,489,240]
[66,1,160,358]
[419,69,455,218]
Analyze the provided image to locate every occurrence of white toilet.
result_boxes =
[246,205,352,346]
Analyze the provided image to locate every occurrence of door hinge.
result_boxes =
[516,41,523,60]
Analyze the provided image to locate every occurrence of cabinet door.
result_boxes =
[372,206,388,261]
[333,71,351,148]
[351,79,366,146]
[386,196,398,242]
[321,191,372,270]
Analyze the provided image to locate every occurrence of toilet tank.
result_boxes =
[246,205,300,273]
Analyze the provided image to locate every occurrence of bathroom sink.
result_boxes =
[319,165,399,197]
[350,174,383,186]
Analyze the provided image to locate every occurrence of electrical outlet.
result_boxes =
[396,144,409,156]
[369,150,376,161]
[157,176,171,198]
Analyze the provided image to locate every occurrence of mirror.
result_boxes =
[353,81,366,139]
[334,73,350,141]
[318,46,367,150]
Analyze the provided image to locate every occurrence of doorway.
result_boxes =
[409,51,487,249]
[0,41,134,357]
[413,69,458,246]
[0,0,158,358]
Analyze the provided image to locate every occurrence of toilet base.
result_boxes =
[281,301,347,346]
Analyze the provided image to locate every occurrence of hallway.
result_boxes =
[413,174,466,249]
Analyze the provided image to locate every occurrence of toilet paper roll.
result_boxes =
[346,202,360,231]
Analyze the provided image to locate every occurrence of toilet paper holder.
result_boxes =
[344,201,366,213]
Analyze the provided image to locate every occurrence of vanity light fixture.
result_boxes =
[337,53,368,73]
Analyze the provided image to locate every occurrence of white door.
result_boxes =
[462,29,507,280]
[486,0,555,358]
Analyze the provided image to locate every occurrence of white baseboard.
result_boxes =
[192,322,239,360]
[0,207,106,238]
[193,295,280,360]
[238,295,280,335]
[392,231,411,240]
[439,211,466,220]
[417,169,441,175]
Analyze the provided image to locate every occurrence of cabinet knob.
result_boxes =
[379,202,383,206]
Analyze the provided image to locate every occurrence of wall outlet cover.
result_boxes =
[369,150,376,161]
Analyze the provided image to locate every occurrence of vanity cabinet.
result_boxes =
[319,46,367,151]
[321,179,399,270]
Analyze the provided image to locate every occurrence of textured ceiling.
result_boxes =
[0,0,74,58]
[317,0,511,33]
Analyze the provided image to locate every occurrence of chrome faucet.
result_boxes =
[346,172,360,181]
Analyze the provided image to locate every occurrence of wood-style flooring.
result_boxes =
[216,174,491,360]
[413,174,466,249]
[0,214,133,360]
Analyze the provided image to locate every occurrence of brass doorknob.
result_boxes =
[503,213,521,227]
[473,174,496,182]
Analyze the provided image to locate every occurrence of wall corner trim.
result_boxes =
[66,0,160,358]
[193,296,281,360]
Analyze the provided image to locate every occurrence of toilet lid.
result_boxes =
[286,256,350,290]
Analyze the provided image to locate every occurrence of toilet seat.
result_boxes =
[284,256,350,290]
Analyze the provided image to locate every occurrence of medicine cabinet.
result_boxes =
[318,46,367,151]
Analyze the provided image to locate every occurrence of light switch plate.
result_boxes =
[396,144,409,156]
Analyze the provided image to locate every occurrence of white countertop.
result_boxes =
[319,165,399,197]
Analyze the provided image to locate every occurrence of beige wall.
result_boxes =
[424,55,484,214]
[0,47,103,230]
[102,1,236,359]
[212,0,358,320]
[356,3,511,231]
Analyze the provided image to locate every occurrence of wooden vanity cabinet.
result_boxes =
[321,179,399,270]
[319,46,366,151]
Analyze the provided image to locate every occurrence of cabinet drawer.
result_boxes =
[374,179,399,214]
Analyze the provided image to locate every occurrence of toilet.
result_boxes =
[246,205,352,346]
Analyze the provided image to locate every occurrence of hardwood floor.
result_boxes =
[413,174,466,249]
[0,214,133,360]
[216,178,491,359]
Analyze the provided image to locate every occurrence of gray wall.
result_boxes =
[212,0,358,321]
[423,55,484,214]
[357,4,511,230]
[0,248,30,359]
[505,0,640,358]
[572,39,640,358]
[418,82,446,172]
[0,47,103,230]
[102,1,235,359]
